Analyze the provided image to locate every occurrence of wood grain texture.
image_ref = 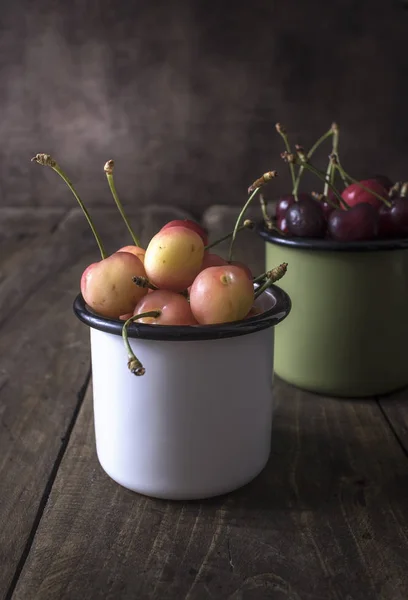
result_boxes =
[378,391,408,457]
[12,380,408,600]
[0,205,194,600]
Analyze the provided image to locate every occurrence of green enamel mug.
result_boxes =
[258,226,408,397]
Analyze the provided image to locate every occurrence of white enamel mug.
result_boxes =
[74,286,291,500]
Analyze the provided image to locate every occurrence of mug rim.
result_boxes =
[73,285,291,342]
[257,221,408,252]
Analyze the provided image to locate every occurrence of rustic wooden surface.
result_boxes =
[2,206,408,600]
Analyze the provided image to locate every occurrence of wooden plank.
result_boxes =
[0,205,195,600]
[0,208,68,297]
[10,385,408,599]
[0,208,96,331]
[378,390,408,456]
[0,243,92,600]
[0,205,194,331]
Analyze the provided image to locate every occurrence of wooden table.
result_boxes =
[1,206,408,600]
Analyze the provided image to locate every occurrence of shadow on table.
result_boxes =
[196,425,408,516]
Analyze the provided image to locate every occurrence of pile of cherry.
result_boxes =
[31,153,287,376]
[264,122,408,242]
[275,176,408,241]
[81,219,257,325]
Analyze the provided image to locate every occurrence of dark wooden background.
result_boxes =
[1,0,408,214]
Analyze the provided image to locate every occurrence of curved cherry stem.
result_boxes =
[254,262,288,300]
[330,154,391,207]
[104,160,141,247]
[205,220,254,251]
[228,188,260,262]
[258,193,285,233]
[122,310,162,376]
[259,193,273,230]
[276,124,297,197]
[331,152,351,188]
[323,123,339,197]
[294,126,334,197]
[31,154,107,259]
[229,171,278,262]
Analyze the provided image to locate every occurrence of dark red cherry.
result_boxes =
[390,197,408,236]
[276,195,295,220]
[341,179,388,210]
[277,215,289,234]
[321,199,337,219]
[328,203,379,241]
[378,197,408,238]
[286,197,326,238]
[276,192,313,219]
[378,205,396,238]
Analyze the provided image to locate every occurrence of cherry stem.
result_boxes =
[276,124,297,197]
[31,154,107,259]
[330,152,348,187]
[132,276,187,298]
[104,160,141,247]
[330,154,391,207]
[229,171,278,262]
[259,193,274,231]
[253,271,270,284]
[389,182,402,198]
[284,151,349,210]
[228,188,259,261]
[205,219,254,251]
[323,123,339,196]
[254,263,288,300]
[294,126,334,197]
[122,310,162,376]
[132,276,158,291]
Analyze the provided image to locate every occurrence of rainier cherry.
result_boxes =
[245,305,262,319]
[132,290,197,325]
[231,261,253,279]
[81,252,147,318]
[200,252,227,271]
[161,219,208,246]
[189,265,254,325]
[144,226,205,292]
[341,179,388,210]
[117,245,146,263]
